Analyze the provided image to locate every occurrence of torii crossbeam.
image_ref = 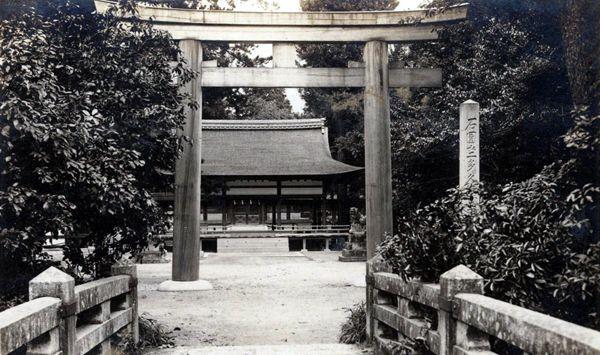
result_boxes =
[95,0,468,287]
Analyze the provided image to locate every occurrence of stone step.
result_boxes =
[147,344,369,355]
[217,237,289,253]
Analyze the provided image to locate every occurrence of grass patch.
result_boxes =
[118,313,175,354]
[339,301,367,344]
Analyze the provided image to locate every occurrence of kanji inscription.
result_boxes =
[459,100,480,188]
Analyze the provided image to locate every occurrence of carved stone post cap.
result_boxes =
[440,265,483,298]
[461,99,479,105]
[440,265,482,280]
[29,267,75,301]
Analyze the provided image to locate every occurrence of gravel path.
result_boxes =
[137,252,366,347]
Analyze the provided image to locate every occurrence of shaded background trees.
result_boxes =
[390,0,573,215]
[143,0,296,121]
[298,0,578,219]
[0,0,297,309]
[298,0,398,166]
[297,0,399,214]
[379,0,600,332]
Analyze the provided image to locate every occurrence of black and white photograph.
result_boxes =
[0,0,598,354]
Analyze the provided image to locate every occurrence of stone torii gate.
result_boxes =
[95,0,468,289]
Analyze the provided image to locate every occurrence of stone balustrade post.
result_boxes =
[438,265,484,355]
[29,267,77,355]
[365,256,393,343]
[112,260,139,344]
[366,260,375,343]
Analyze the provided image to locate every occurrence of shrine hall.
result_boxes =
[155,118,362,230]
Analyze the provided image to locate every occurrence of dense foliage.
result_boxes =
[0,0,193,297]
[299,0,576,223]
[389,0,575,214]
[297,0,399,221]
[143,0,296,122]
[376,0,600,334]
[379,108,600,330]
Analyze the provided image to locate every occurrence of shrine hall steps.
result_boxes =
[216,237,289,253]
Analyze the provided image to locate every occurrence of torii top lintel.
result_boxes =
[94,0,468,43]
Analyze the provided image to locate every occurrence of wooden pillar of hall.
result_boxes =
[221,183,227,226]
[276,181,282,225]
[271,202,276,229]
[260,202,266,224]
[363,41,393,259]
[172,39,202,281]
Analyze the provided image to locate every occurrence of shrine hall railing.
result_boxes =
[366,258,600,355]
[158,225,350,251]
[156,224,350,237]
[0,262,138,355]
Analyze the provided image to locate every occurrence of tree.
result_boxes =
[0,0,193,305]
[0,0,95,19]
[560,0,600,241]
[297,0,399,216]
[298,0,398,167]
[379,0,600,332]
[240,90,296,120]
[140,0,295,122]
[389,0,573,217]
[560,0,600,113]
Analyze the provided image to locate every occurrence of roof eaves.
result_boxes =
[203,118,326,130]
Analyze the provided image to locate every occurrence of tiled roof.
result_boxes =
[201,119,363,177]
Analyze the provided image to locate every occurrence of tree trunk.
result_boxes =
[561,0,600,242]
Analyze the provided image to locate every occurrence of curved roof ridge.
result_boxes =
[201,118,363,177]
[203,118,326,130]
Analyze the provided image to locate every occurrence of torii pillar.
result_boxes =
[159,39,212,291]
[363,41,394,258]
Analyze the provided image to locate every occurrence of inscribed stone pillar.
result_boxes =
[363,41,393,258]
[173,40,203,281]
[459,100,480,188]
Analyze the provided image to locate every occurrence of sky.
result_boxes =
[232,0,426,113]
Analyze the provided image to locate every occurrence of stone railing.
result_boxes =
[366,258,600,355]
[0,261,138,354]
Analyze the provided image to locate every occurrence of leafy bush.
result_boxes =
[0,0,193,289]
[380,170,599,329]
[389,0,572,216]
[381,106,599,329]
[339,301,367,344]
